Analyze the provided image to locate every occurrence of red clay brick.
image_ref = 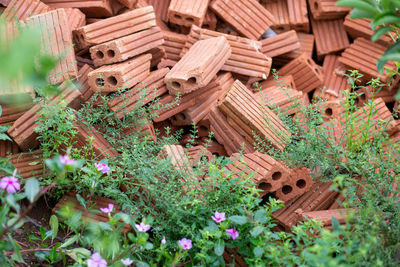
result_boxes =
[115,0,136,9]
[218,80,291,151]
[287,0,309,32]
[261,30,301,58]
[274,32,314,66]
[43,0,114,17]
[263,0,290,32]
[279,53,324,93]
[165,36,231,95]
[339,38,396,83]
[1,0,50,21]
[296,208,349,227]
[90,26,164,67]
[187,145,215,166]
[63,8,86,31]
[147,0,170,22]
[160,145,194,177]
[161,30,187,65]
[77,64,95,102]
[168,0,209,27]
[0,102,34,126]
[182,25,270,79]
[73,6,156,50]
[149,46,166,68]
[88,53,151,93]
[360,86,397,103]
[275,167,314,202]
[203,9,217,31]
[26,9,78,85]
[311,17,349,57]
[7,150,43,179]
[210,0,275,40]
[308,0,350,20]
[0,140,19,158]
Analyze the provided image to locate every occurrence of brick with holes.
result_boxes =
[88,54,151,93]
[165,36,231,95]
[287,0,309,32]
[308,0,350,20]
[90,27,164,67]
[73,6,156,50]
[168,0,209,27]
[275,167,314,202]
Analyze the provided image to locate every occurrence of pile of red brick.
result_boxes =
[0,0,398,231]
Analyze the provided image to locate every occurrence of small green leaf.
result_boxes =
[373,14,400,29]
[250,226,265,238]
[254,247,264,258]
[144,242,154,250]
[372,26,393,42]
[28,161,40,166]
[214,239,225,256]
[59,235,79,248]
[331,216,341,232]
[228,215,248,225]
[25,178,40,203]
[136,262,150,267]
[49,215,58,240]
[254,209,267,224]
[75,194,86,208]
[66,248,91,262]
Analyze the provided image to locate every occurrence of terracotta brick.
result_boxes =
[76,56,94,69]
[287,0,309,32]
[360,86,397,104]
[168,0,209,27]
[0,140,19,157]
[160,144,194,177]
[339,38,396,83]
[208,107,254,155]
[63,8,86,31]
[165,36,231,95]
[90,27,164,67]
[272,181,339,230]
[73,6,156,50]
[344,14,394,47]
[26,9,78,85]
[149,46,166,68]
[329,193,345,209]
[187,145,215,166]
[218,80,291,151]
[0,0,11,6]
[203,9,217,30]
[77,64,95,102]
[227,152,291,197]
[273,32,314,66]
[309,0,350,20]
[275,167,314,202]
[260,30,300,58]
[161,30,187,65]
[319,100,344,121]
[115,0,136,9]
[1,0,50,21]
[296,208,349,227]
[108,68,169,116]
[197,119,211,137]
[7,150,43,179]
[7,89,82,151]
[171,72,234,126]
[88,53,151,93]
[263,0,290,32]
[43,0,113,17]
[210,0,275,40]
[182,25,270,79]
[0,102,34,126]
[311,17,349,57]
[120,115,156,140]
[147,0,170,22]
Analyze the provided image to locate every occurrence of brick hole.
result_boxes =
[296,179,306,188]
[176,113,186,121]
[275,26,284,31]
[186,17,195,23]
[282,185,293,194]
[174,14,182,19]
[313,1,319,10]
[272,171,282,180]
[107,49,115,58]
[212,152,220,157]
[96,78,105,87]
[200,155,209,162]
[96,51,104,59]
[360,94,366,101]
[203,24,210,29]
[172,81,181,89]
[325,108,333,116]
[259,182,272,192]
[107,76,118,86]
[187,77,197,84]
[199,125,208,132]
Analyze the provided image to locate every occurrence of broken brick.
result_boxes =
[77,64,95,102]
[168,0,209,27]
[203,9,217,31]
[296,208,349,228]
[0,102,34,126]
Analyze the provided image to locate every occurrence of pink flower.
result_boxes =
[0,176,20,194]
[161,236,166,245]
[226,228,239,240]
[211,211,226,223]
[96,163,110,174]
[86,252,107,267]
[121,258,133,266]
[135,222,150,232]
[100,203,114,215]
[179,238,192,250]
[59,155,76,166]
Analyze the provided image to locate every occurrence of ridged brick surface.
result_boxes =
[149,46,165,68]
[90,27,164,67]
[296,208,349,227]
[187,145,215,165]
[0,103,34,126]
[161,30,187,64]
[73,6,156,50]
[287,0,309,32]
[43,0,113,17]
[274,32,314,65]
[115,0,136,9]
[168,0,209,27]
[279,54,324,93]
[311,17,349,57]
[1,0,50,21]
[227,152,291,197]
[147,0,170,22]
[27,9,78,85]
[339,38,396,83]
[7,151,43,179]
[182,25,270,79]
[309,0,350,20]
[263,0,290,31]
[165,36,231,95]
[218,80,291,151]
[208,107,255,155]
[63,8,86,31]
[77,64,95,102]
[0,140,19,158]
[261,30,300,58]
[344,14,394,46]
[88,54,151,92]
[210,0,276,40]
[275,167,314,201]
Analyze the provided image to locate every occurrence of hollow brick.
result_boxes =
[263,0,290,32]
[63,8,86,31]
[273,32,314,66]
[147,0,170,22]
[168,0,209,27]
[260,30,300,58]
[275,167,314,202]
[7,150,43,180]
[149,46,166,68]
[43,0,114,18]
[0,140,19,158]
[0,102,34,126]
[1,0,50,21]
[161,30,187,65]
[77,64,95,102]
[287,0,309,32]
[203,9,217,31]
[308,0,350,20]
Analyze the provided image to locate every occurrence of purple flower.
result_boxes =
[226,228,239,240]
[135,222,150,232]
[59,155,76,166]
[211,211,226,223]
[96,163,110,174]
[0,176,20,194]
[86,252,107,267]
[179,238,192,250]
[121,258,133,266]
[161,236,166,245]
[100,203,114,215]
